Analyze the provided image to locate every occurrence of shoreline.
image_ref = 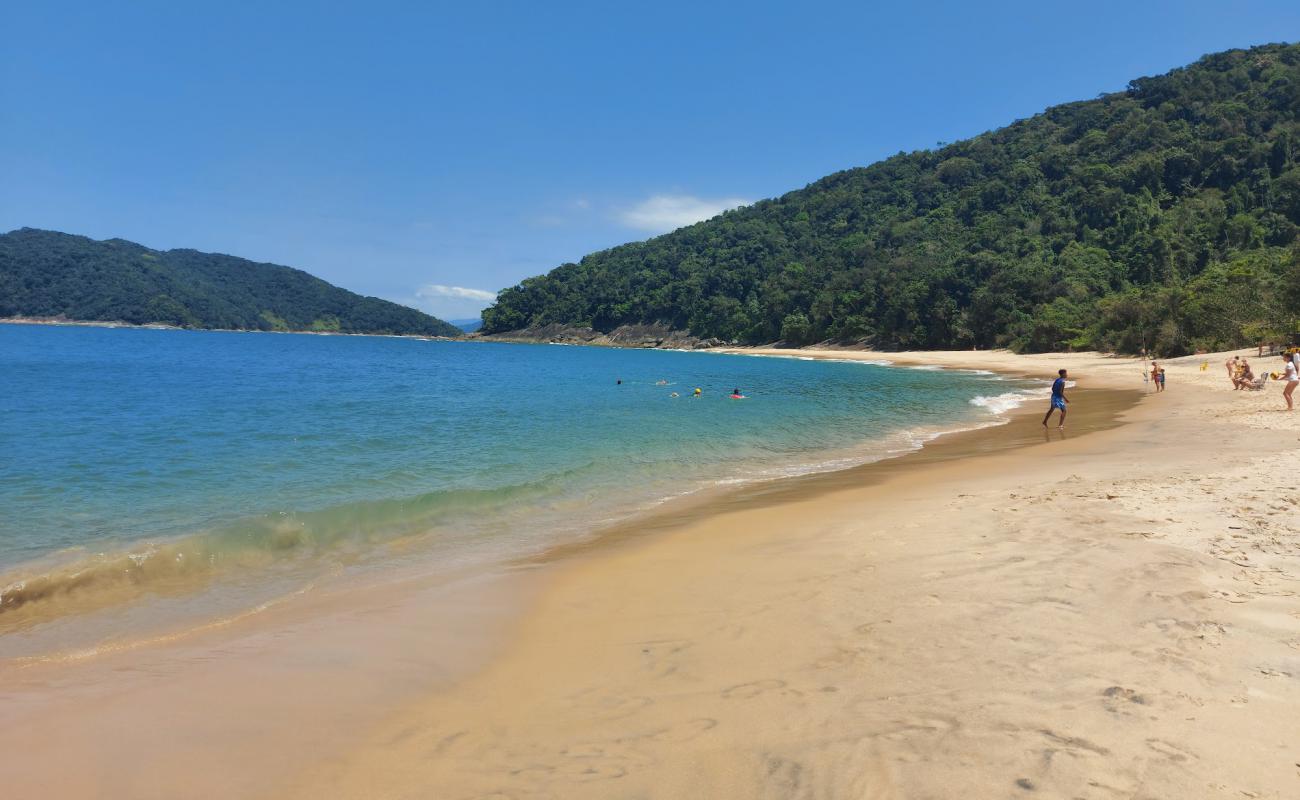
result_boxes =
[286,347,1299,798]
[0,353,1045,641]
[3,347,1297,798]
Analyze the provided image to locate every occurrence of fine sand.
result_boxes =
[3,348,1298,798]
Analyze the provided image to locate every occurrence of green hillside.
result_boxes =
[0,229,461,337]
[484,43,1300,355]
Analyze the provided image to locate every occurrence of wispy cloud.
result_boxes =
[618,194,751,233]
[416,284,498,302]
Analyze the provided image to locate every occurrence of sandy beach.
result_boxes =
[286,348,1300,799]
[4,348,1298,798]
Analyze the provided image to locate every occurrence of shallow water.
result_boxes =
[0,324,1042,642]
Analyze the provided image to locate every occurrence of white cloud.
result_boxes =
[618,194,751,233]
[416,284,498,302]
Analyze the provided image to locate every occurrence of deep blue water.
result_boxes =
[0,324,1040,613]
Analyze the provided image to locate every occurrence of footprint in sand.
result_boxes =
[604,718,719,746]
[1101,685,1149,713]
[635,638,694,677]
[1145,738,1196,762]
[564,763,628,781]
[1212,589,1252,604]
[556,744,639,780]
[1038,728,1110,756]
[1025,596,1080,614]
[642,717,718,744]
[812,647,870,670]
[872,714,960,741]
[508,763,555,779]
[635,638,693,657]
[854,619,891,635]
[722,679,789,699]
[1257,666,1293,678]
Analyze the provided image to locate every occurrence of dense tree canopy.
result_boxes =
[0,229,461,337]
[484,43,1300,355]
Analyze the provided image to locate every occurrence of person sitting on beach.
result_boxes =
[1042,369,1069,429]
[1235,361,1255,390]
[1280,353,1298,411]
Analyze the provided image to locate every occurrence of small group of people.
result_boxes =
[1226,356,1259,390]
[629,379,746,400]
[1148,361,1166,392]
[1045,348,1299,429]
[1225,352,1299,409]
[666,387,742,398]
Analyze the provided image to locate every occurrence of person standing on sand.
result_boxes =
[1280,353,1298,410]
[1042,368,1069,429]
[1149,361,1159,391]
[1226,355,1239,384]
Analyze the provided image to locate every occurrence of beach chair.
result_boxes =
[1244,373,1268,391]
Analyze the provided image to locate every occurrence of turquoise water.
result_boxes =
[0,324,1041,626]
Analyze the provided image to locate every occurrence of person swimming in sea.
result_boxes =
[692,387,702,397]
[729,388,745,399]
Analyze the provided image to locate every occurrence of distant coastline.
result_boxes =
[0,228,464,338]
[0,317,459,340]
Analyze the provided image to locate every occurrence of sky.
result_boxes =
[3,2,1299,321]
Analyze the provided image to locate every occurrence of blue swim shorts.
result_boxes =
[1050,396,1066,411]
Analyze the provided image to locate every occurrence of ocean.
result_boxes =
[0,323,1044,651]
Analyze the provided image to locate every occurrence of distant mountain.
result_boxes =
[484,43,1300,355]
[0,229,462,337]
[449,318,483,333]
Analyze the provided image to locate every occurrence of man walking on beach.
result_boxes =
[1043,368,1069,429]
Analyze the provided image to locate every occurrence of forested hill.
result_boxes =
[483,43,1300,355]
[0,229,462,337]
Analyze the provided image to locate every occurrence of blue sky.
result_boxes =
[3,2,1298,320]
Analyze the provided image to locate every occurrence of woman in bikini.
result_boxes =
[1280,353,1298,411]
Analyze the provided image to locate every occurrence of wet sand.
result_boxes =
[4,349,1298,798]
